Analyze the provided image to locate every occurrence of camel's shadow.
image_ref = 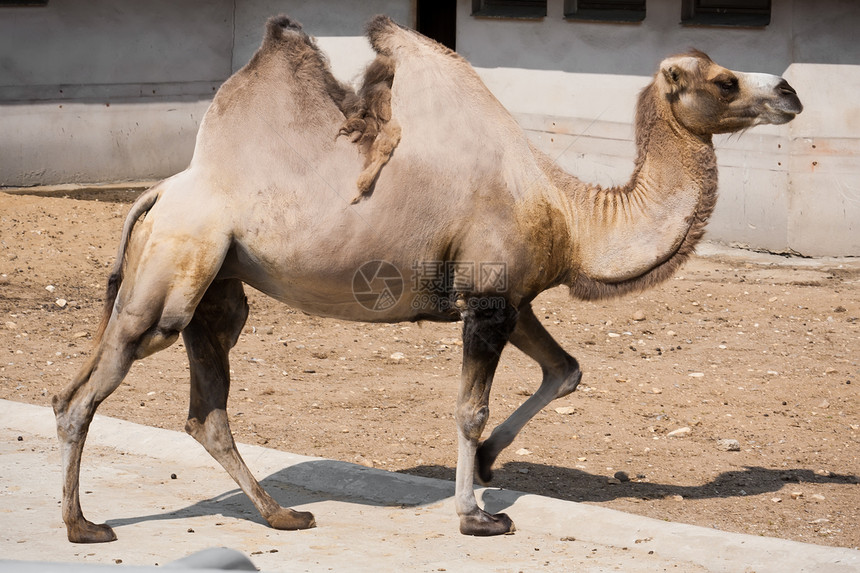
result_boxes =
[404,462,858,513]
[105,459,857,532]
[5,187,144,204]
[105,458,455,530]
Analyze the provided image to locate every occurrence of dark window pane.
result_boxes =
[565,0,646,23]
[472,0,547,20]
[682,0,771,27]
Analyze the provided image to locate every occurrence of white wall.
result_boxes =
[1,0,857,255]
[0,0,231,186]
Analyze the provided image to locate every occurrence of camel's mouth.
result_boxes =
[770,110,799,124]
[746,92,802,127]
[764,98,803,124]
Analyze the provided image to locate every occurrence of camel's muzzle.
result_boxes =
[775,79,803,115]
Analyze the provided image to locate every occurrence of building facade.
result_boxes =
[1,0,858,255]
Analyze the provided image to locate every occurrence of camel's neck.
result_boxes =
[562,83,718,299]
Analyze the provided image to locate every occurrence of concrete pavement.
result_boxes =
[1,399,858,572]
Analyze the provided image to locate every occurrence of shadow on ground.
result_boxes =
[4,187,145,203]
[103,458,858,534]
[402,462,858,504]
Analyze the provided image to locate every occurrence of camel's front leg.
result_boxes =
[476,304,582,483]
[455,303,518,536]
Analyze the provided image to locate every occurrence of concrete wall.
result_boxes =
[1,0,858,255]
[0,0,231,184]
[0,0,409,186]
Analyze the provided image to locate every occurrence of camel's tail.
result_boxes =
[93,185,161,344]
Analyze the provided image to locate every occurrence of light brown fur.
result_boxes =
[52,14,801,542]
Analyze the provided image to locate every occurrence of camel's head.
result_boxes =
[656,50,803,135]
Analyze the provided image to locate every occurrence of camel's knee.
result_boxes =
[52,352,118,440]
[457,404,489,442]
[53,396,87,443]
[185,417,210,445]
[186,411,234,455]
[550,358,583,399]
[52,351,103,410]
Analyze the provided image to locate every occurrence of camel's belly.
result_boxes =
[219,242,461,323]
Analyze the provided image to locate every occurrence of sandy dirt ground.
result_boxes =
[1,186,858,550]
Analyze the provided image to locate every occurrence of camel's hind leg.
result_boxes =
[53,295,193,543]
[53,221,230,543]
[475,304,582,483]
[182,278,315,531]
[52,346,136,542]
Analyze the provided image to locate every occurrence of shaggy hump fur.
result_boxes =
[366,14,463,63]
[339,53,401,202]
[260,15,403,201]
[266,14,303,35]
[366,15,399,56]
[257,15,359,119]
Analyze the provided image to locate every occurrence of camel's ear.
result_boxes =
[659,56,698,94]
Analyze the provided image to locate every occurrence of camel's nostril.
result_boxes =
[777,80,797,96]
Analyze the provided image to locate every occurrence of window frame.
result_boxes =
[471,0,547,20]
[681,0,771,28]
[564,0,646,23]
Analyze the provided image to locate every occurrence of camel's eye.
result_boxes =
[715,77,738,97]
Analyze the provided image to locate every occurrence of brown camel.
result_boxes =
[52,15,802,542]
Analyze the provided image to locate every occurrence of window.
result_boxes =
[681,0,771,27]
[472,0,547,20]
[417,0,457,51]
[565,0,646,23]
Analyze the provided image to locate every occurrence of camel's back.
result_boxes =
[186,15,549,209]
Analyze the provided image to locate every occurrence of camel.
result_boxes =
[52,15,802,542]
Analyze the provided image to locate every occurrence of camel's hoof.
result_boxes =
[67,520,117,543]
[266,508,316,531]
[475,442,494,485]
[459,510,516,537]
